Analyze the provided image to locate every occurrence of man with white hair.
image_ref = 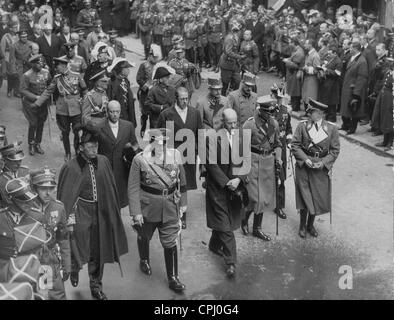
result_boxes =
[36,24,62,74]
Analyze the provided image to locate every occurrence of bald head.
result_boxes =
[222,108,238,132]
[176,87,189,109]
[107,100,121,123]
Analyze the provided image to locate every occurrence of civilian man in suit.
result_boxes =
[36,24,62,75]
[27,23,42,43]
[205,108,247,278]
[157,86,203,228]
[246,11,264,71]
[340,39,369,135]
[97,100,139,208]
[58,25,72,48]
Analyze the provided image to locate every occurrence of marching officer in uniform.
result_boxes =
[139,4,153,60]
[108,30,125,58]
[77,0,100,37]
[183,13,198,64]
[84,45,110,90]
[196,76,230,131]
[128,128,187,293]
[60,42,88,75]
[227,72,257,127]
[136,45,160,138]
[162,15,174,60]
[30,167,71,300]
[241,96,282,242]
[33,57,88,162]
[168,45,197,97]
[271,84,293,220]
[20,54,52,156]
[0,143,30,207]
[9,30,33,97]
[219,20,246,96]
[81,69,110,131]
[291,98,340,238]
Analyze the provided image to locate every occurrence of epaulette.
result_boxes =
[69,70,80,76]
[55,200,64,205]
[19,165,29,170]
[54,74,61,78]
[245,116,255,122]
[326,121,336,126]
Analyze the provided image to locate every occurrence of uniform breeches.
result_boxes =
[71,201,103,291]
[137,217,180,249]
[209,42,222,67]
[22,103,49,145]
[209,230,236,265]
[56,114,82,155]
[220,69,241,96]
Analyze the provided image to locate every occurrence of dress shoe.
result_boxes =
[384,145,393,152]
[367,128,375,132]
[29,144,35,156]
[91,290,108,300]
[252,229,271,241]
[274,208,287,219]
[34,144,44,154]
[241,210,252,235]
[13,92,21,98]
[70,272,79,287]
[209,246,224,257]
[139,259,152,275]
[168,276,186,293]
[338,126,348,131]
[372,131,383,136]
[226,264,236,278]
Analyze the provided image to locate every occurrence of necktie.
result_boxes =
[315,123,319,131]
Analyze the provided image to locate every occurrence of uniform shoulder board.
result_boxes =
[246,116,255,122]
[55,200,64,205]
[54,73,61,78]
[299,119,308,123]
[19,165,29,170]
[75,54,83,59]
[30,207,41,213]
[0,207,8,213]
[69,70,80,76]
[326,121,336,126]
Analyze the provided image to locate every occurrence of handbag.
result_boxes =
[14,217,51,254]
[3,254,41,285]
[0,282,34,300]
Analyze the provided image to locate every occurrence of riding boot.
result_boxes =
[181,212,186,229]
[137,236,151,275]
[307,214,318,237]
[252,213,271,241]
[299,209,308,238]
[164,246,185,293]
[241,210,252,235]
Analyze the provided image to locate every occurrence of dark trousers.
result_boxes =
[209,230,237,265]
[56,114,82,155]
[203,44,210,65]
[140,113,152,133]
[130,19,137,34]
[221,69,241,96]
[291,96,301,112]
[185,47,196,64]
[22,102,48,145]
[276,181,285,209]
[196,46,205,67]
[135,218,179,249]
[88,216,103,292]
[7,73,19,94]
[326,104,337,122]
[209,42,222,67]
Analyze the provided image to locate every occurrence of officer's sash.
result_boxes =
[57,75,74,96]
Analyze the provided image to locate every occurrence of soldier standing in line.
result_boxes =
[20,54,52,156]
[183,13,198,64]
[128,128,187,293]
[162,15,174,60]
[219,21,246,96]
[207,12,225,72]
[30,168,71,300]
[291,99,340,238]
[239,29,259,75]
[0,143,30,208]
[241,96,282,241]
[81,69,110,131]
[271,84,293,220]
[32,57,88,162]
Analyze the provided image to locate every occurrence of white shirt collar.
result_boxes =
[314,118,323,128]
[175,104,187,114]
[109,120,119,128]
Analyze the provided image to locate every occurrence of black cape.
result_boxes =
[57,154,128,267]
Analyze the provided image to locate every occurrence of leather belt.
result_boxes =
[305,149,328,158]
[251,147,273,156]
[78,197,97,204]
[141,184,176,196]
